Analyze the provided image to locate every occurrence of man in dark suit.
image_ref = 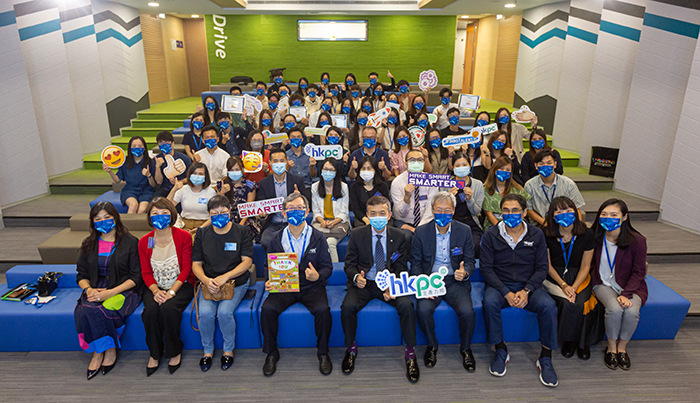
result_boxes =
[257,148,309,251]
[340,195,419,383]
[411,191,476,372]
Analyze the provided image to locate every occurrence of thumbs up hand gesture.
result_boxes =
[356,270,367,289]
[305,263,319,282]
[163,155,186,179]
[454,261,467,282]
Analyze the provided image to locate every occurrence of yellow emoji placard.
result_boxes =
[101,146,125,169]
[242,150,263,173]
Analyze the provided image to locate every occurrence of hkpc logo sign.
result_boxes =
[304,144,343,160]
[375,267,448,299]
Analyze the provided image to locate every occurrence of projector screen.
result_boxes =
[297,20,368,41]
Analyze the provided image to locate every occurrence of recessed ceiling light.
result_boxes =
[191,14,200,18]
[148,2,159,7]
[157,13,165,18]
[496,14,503,20]
[460,15,469,19]
[505,3,516,8]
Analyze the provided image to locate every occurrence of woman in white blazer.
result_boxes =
[311,157,350,262]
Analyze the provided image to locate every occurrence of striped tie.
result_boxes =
[413,187,421,227]
[374,235,385,274]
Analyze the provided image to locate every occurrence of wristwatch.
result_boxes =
[523,287,532,297]
[168,289,176,297]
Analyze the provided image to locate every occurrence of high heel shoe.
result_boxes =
[101,351,118,375]
[147,357,160,377]
[168,356,182,374]
[87,368,100,380]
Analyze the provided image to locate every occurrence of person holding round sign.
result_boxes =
[311,158,350,262]
[167,162,217,236]
[411,192,477,372]
[243,131,271,185]
[103,137,153,214]
[495,107,536,163]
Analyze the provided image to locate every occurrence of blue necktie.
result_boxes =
[371,235,385,281]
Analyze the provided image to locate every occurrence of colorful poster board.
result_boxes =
[268,252,300,293]
[375,266,448,299]
[221,95,245,113]
[241,151,263,173]
[101,146,125,169]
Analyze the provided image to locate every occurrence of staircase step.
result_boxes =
[48,170,113,194]
[0,227,64,264]
[111,134,184,147]
[581,190,660,222]
[137,111,191,120]
[121,128,176,137]
[635,221,700,264]
[2,195,96,228]
[131,119,183,129]
[566,167,614,191]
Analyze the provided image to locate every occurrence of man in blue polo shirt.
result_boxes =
[150,131,192,199]
[348,126,391,181]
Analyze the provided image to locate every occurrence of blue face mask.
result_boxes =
[363,138,376,149]
[94,218,115,234]
[308,91,316,98]
[454,166,470,177]
[193,120,204,130]
[211,212,230,229]
[322,78,329,85]
[599,217,622,232]
[272,162,287,175]
[554,212,576,228]
[268,102,278,110]
[292,100,302,107]
[256,88,265,96]
[331,89,338,97]
[321,103,332,112]
[280,90,288,97]
[374,90,382,97]
[290,138,303,148]
[503,213,522,228]
[327,136,340,145]
[397,136,409,146]
[434,213,453,227]
[286,209,306,226]
[346,79,354,86]
[219,121,230,130]
[418,119,429,129]
[388,116,398,125]
[492,140,505,150]
[131,147,145,157]
[476,119,489,127]
[400,86,409,94]
[159,143,172,154]
[495,170,511,182]
[469,142,481,149]
[369,216,388,231]
[370,78,378,85]
[261,118,272,127]
[414,102,425,110]
[284,122,295,130]
[228,170,243,181]
[204,139,217,149]
[441,97,450,105]
[363,105,372,113]
[342,106,351,114]
[498,115,510,125]
[320,120,329,127]
[321,170,336,182]
[537,165,554,178]
[300,83,308,90]
[531,139,546,149]
[352,91,360,98]
[205,102,216,111]
[358,117,368,126]
[151,214,171,230]
[449,116,460,126]
[190,174,206,186]
[430,138,441,149]
[275,77,283,85]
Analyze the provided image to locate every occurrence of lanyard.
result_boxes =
[541,184,556,203]
[361,148,375,158]
[287,225,308,264]
[603,240,617,274]
[193,134,202,150]
[560,236,576,275]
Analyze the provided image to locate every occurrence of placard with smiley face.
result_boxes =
[101,146,125,169]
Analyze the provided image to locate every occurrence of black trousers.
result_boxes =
[141,282,194,360]
[416,277,475,351]
[341,281,417,347]
[261,286,331,355]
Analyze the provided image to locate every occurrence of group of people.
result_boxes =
[80,71,648,385]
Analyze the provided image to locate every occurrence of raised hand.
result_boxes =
[102,163,112,173]
[351,157,358,171]
[454,261,467,281]
[356,270,367,289]
[378,160,387,172]
[404,183,415,198]
[305,263,320,282]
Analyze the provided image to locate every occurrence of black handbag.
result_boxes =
[37,272,62,297]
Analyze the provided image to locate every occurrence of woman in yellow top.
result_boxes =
[310,158,350,262]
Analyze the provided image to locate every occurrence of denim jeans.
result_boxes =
[198,282,249,354]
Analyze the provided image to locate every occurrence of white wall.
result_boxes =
[452,27,466,91]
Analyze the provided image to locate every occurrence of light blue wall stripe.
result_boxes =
[520,28,567,48]
[599,20,641,41]
[62,24,95,43]
[18,18,61,41]
[643,13,700,39]
[0,9,16,27]
[567,26,599,44]
[95,28,141,47]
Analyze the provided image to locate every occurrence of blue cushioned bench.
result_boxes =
[90,191,127,214]
[172,127,189,135]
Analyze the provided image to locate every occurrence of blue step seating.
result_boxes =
[90,191,128,214]
[0,262,689,352]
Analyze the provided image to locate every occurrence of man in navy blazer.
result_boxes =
[257,149,310,251]
[411,191,476,372]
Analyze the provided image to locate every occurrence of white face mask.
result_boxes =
[359,170,374,183]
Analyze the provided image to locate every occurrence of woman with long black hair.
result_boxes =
[310,157,350,262]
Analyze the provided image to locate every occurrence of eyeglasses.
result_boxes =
[285,206,306,212]
[502,208,523,214]
[433,209,453,214]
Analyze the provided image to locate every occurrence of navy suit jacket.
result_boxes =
[344,225,408,288]
[410,219,476,279]
[257,172,309,230]
[266,225,332,291]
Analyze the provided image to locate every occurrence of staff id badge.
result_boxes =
[225,242,237,251]
[198,197,208,204]
[147,237,155,249]
[452,247,463,256]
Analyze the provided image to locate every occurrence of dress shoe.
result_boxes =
[87,368,100,380]
[405,358,420,383]
[101,350,118,375]
[146,363,159,377]
[604,348,618,370]
[319,354,333,375]
[342,351,356,374]
[221,355,234,371]
[263,352,279,376]
[168,356,181,374]
[200,356,212,372]
[461,349,476,373]
[617,352,631,370]
[577,345,591,360]
[424,347,437,368]
[561,342,576,358]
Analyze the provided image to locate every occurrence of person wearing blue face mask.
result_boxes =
[396,79,415,111]
[266,69,285,97]
[343,73,357,97]
[261,192,334,376]
[370,83,386,111]
[75,202,141,380]
[542,196,601,362]
[349,155,391,227]
[480,193,559,387]
[340,195,419,382]
[201,96,221,130]
[286,127,317,191]
[305,83,322,115]
[183,112,207,161]
[151,131,192,199]
[194,126,231,186]
[257,149,309,251]
[139,197,197,377]
[482,156,530,230]
[389,126,412,176]
[590,198,647,371]
[257,109,276,133]
[445,153,485,257]
[426,127,450,175]
[217,112,250,158]
[483,131,523,186]
[440,107,467,139]
[361,98,374,115]
[410,95,428,120]
[221,156,261,243]
[168,162,217,235]
[411,191,477,373]
[254,80,270,111]
[379,108,401,150]
[495,107,536,163]
[308,98,333,131]
[296,77,309,97]
[328,83,341,107]
[348,84,363,111]
[348,126,392,181]
[364,70,395,98]
[520,129,563,180]
[434,88,468,130]
[315,126,350,179]
[319,72,331,94]
[310,158,350,262]
[104,136,154,214]
[524,150,585,227]
[191,195,253,372]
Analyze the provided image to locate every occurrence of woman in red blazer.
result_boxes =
[590,199,647,371]
[139,197,196,376]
